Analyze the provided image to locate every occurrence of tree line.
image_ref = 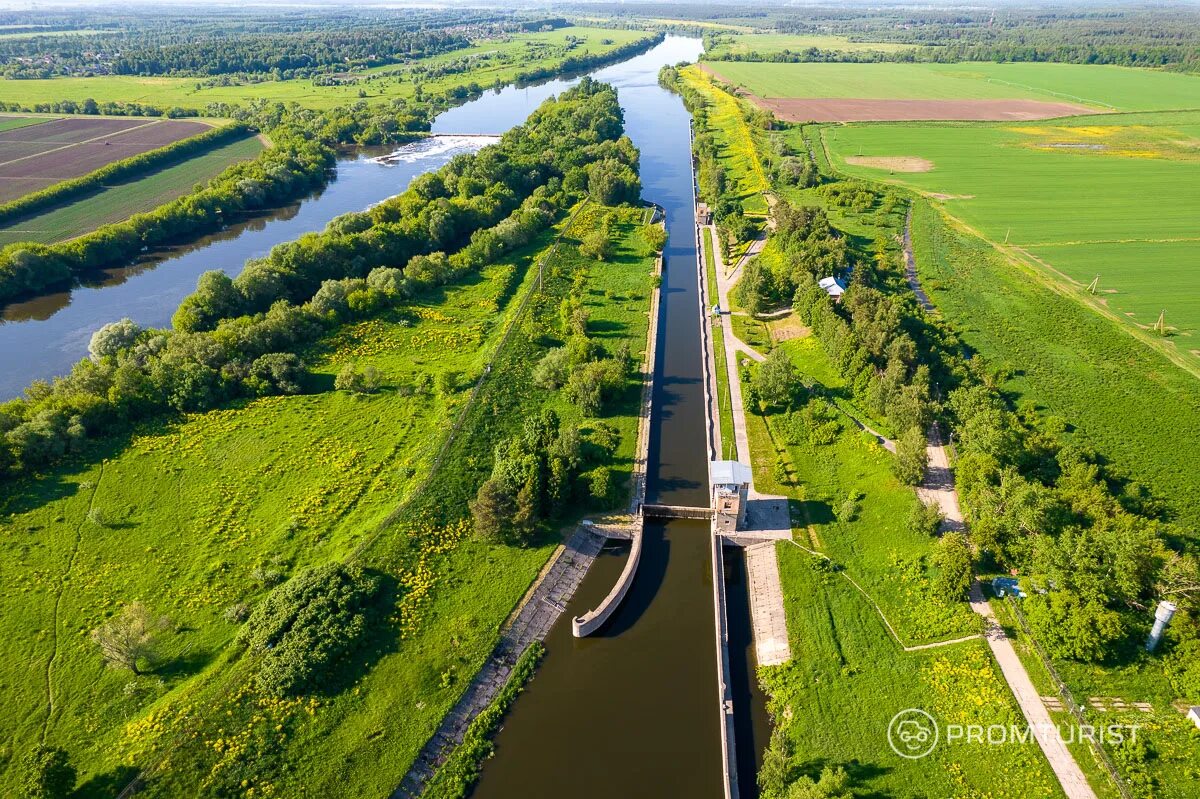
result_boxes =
[0,8,506,79]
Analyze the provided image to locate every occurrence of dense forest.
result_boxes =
[0,9,569,78]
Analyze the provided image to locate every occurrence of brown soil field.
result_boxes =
[845,155,934,172]
[750,97,1095,123]
[0,117,210,202]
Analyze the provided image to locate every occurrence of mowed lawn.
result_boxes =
[704,61,1200,111]
[824,113,1200,339]
[0,27,650,112]
[0,134,264,244]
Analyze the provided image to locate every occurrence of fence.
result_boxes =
[1006,597,1134,799]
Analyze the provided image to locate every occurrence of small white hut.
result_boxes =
[818,276,847,299]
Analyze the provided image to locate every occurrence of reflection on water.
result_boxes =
[0,137,492,399]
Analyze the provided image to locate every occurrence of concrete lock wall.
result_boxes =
[571,519,645,637]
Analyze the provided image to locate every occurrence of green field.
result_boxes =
[704,32,913,59]
[704,61,1200,111]
[0,27,651,112]
[0,203,659,795]
[0,114,52,131]
[910,198,1200,532]
[0,134,264,244]
[823,113,1200,352]
[762,550,1062,798]
[681,65,771,215]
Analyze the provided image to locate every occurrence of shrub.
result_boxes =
[19,745,75,799]
[908,498,945,537]
[239,564,384,697]
[931,532,973,602]
[894,425,928,486]
[1024,591,1126,662]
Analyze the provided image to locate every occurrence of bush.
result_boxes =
[19,745,75,799]
[894,425,928,486]
[239,564,384,697]
[908,498,945,537]
[931,532,973,602]
[1024,591,1126,662]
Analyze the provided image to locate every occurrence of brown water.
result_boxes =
[463,37,772,799]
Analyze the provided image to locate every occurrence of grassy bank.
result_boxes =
[0,28,653,112]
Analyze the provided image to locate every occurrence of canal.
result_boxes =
[455,37,769,799]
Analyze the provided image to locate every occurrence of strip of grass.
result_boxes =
[762,546,1062,797]
[421,642,544,799]
[704,226,737,460]
[0,134,264,244]
[0,114,52,131]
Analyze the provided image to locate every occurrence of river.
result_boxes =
[0,136,500,399]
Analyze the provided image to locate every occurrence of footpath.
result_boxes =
[698,222,790,668]
[904,211,1096,799]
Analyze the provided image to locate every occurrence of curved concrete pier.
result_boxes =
[572,520,644,636]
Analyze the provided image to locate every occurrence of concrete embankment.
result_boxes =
[392,524,605,798]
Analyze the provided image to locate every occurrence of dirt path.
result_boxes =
[41,463,104,742]
[903,208,934,313]
[907,228,1096,798]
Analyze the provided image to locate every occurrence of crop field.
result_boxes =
[702,61,1200,120]
[0,134,264,244]
[704,32,914,59]
[0,114,53,132]
[910,198,1200,532]
[0,27,652,113]
[823,112,1200,355]
[0,203,659,795]
[0,116,212,202]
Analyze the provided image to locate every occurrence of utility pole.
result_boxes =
[1155,310,1166,335]
[1086,275,1099,294]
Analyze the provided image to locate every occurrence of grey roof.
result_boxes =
[818,276,847,296]
[710,460,752,486]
